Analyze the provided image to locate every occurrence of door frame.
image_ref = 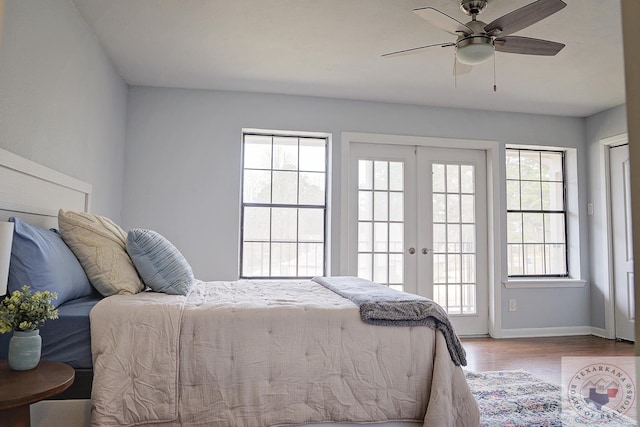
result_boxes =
[339,132,502,337]
[601,133,630,339]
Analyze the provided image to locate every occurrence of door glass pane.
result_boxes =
[432,163,477,315]
[357,159,404,290]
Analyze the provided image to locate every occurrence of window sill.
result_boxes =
[503,278,587,289]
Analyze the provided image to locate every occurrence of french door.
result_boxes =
[348,143,488,335]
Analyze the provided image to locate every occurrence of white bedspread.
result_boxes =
[90,280,479,426]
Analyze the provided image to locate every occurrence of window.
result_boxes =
[506,148,567,277]
[240,133,328,278]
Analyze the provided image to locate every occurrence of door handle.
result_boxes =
[408,247,416,254]
[422,248,431,255]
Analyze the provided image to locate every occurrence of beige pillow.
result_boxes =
[58,210,144,296]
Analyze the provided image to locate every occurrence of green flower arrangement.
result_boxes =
[0,285,59,333]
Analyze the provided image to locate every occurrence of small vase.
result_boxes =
[8,329,42,371]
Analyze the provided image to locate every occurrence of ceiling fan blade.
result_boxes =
[494,36,565,55]
[484,0,567,36]
[381,42,455,58]
[413,7,473,36]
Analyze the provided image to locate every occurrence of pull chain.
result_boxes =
[493,53,497,92]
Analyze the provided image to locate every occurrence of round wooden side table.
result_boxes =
[0,359,75,427]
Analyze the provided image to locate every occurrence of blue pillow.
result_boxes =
[126,229,195,295]
[8,217,94,307]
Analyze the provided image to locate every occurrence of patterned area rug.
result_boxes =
[465,370,637,426]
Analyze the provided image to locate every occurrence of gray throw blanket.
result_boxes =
[312,276,467,366]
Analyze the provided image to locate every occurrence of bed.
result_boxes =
[0,147,479,427]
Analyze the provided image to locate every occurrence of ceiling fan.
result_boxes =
[383,0,567,71]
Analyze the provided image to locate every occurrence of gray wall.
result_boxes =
[0,0,128,220]
[123,86,590,331]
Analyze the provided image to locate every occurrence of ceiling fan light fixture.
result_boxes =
[456,37,494,65]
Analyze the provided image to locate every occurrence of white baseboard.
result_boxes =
[590,327,613,339]
[31,399,91,427]
[499,326,593,338]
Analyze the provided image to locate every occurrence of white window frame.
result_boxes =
[239,129,332,279]
[503,145,586,289]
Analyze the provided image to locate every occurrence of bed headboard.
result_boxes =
[0,147,92,228]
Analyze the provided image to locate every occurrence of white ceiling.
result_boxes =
[72,0,626,117]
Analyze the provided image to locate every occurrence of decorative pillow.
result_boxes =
[126,229,195,295]
[7,217,94,307]
[58,210,144,297]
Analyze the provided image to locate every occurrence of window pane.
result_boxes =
[299,172,325,205]
[544,213,565,244]
[545,244,566,275]
[506,180,521,211]
[389,254,403,284]
[271,242,297,276]
[374,191,388,221]
[244,135,272,169]
[374,161,388,190]
[507,244,524,275]
[447,224,460,253]
[243,207,270,240]
[434,284,447,308]
[243,170,271,203]
[448,254,461,283]
[389,162,403,191]
[358,222,372,252]
[461,224,475,253]
[298,243,323,277]
[299,208,324,242]
[541,182,564,210]
[299,138,325,172]
[389,192,403,221]
[433,223,446,253]
[461,194,474,223]
[462,284,476,314]
[271,208,297,241]
[374,254,388,283]
[520,151,541,180]
[520,181,541,210]
[461,165,474,193]
[462,255,475,283]
[374,222,388,252]
[507,213,523,244]
[433,164,445,193]
[447,164,460,193]
[541,152,563,181]
[433,194,446,222]
[359,160,373,190]
[433,254,447,284]
[447,194,460,223]
[389,223,403,252]
[523,213,544,243]
[272,171,298,204]
[448,284,461,314]
[358,254,372,280]
[524,244,545,275]
[273,137,298,170]
[358,191,372,221]
[242,242,270,276]
[506,150,520,180]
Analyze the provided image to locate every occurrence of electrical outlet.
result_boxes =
[509,299,517,312]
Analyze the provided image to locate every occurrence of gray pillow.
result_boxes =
[126,229,195,295]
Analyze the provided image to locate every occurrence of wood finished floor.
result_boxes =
[461,335,635,384]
